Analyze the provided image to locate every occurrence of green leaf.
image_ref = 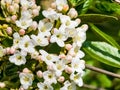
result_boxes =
[97,74,112,88]
[78,14,118,23]
[68,0,84,7]
[80,0,93,14]
[89,23,120,49]
[83,41,120,68]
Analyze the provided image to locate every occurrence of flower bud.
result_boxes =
[58,76,65,83]
[31,21,38,30]
[59,54,66,59]
[6,27,12,35]
[19,29,25,35]
[63,5,69,12]
[32,9,39,17]
[65,44,72,50]
[65,66,73,74]
[11,15,17,22]
[22,68,30,73]
[36,70,43,78]
[67,8,78,19]
[9,47,16,54]
[0,82,5,88]
[51,2,56,9]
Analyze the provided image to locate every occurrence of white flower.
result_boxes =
[50,25,68,47]
[0,46,4,57]
[13,32,21,49]
[53,60,66,77]
[31,33,49,47]
[60,80,76,90]
[15,17,32,29]
[65,28,77,38]
[9,51,26,66]
[56,0,68,11]
[20,0,35,8]
[37,82,53,90]
[70,72,83,87]
[71,58,85,73]
[30,50,39,59]
[38,20,53,37]
[19,35,35,53]
[68,43,85,58]
[60,15,78,28]
[39,50,59,65]
[21,10,32,19]
[42,9,59,21]
[19,72,34,89]
[43,70,57,85]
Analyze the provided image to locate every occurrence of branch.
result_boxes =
[83,84,106,90]
[85,64,120,79]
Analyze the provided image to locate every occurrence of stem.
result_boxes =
[83,84,106,90]
[85,64,120,79]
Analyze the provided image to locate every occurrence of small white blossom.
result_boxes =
[16,17,32,29]
[42,9,59,21]
[56,0,68,11]
[38,20,53,37]
[31,33,49,47]
[71,58,85,73]
[19,35,35,53]
[70,72,83,87]
[53,60,66,77]
[13,32,21,49]
[19,72,34,89]
[60,80,76,90]
[37,82,53,90]
[60,15,78,28]
[9,51,26,66]
[50,25,68,47]
[43,70,57,85]
[39,50,59,65]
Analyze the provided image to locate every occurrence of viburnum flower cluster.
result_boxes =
[0,0,88,89]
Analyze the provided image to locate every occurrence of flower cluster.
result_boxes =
[0,0,88,89]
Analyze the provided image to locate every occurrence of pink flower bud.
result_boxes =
[66,55,72,63]
[65,44,72,50]
[65,66,73,74]
[67,8,78,18]
[59,54,66,59]
[22,68,30,73]
[19,86,24,90]
[32,9,39,17]
[51,2,56,9]
[0,82,5,88]
[6,17,11,22]
[19,29,25,35]
[8,5,14,13]
[63,5,69,12]
[36,70,43,78]
[9,47,15,54]
[58,76,65,83]
[31,21,38,30]
[6,27,12,35]
[6,47,11,54]
[11,15,17,22]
